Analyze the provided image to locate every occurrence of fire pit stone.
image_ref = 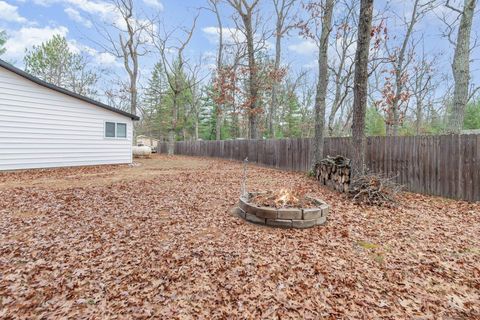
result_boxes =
[237,192,330,229]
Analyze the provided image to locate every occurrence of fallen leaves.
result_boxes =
[0,155,479,318]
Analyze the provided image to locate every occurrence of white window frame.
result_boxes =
[104,121,128,139]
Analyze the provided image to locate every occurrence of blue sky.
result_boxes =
[0,0,478,97]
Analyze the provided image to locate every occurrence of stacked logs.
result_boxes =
[314,155,351,193]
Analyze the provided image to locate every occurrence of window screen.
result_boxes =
[105,122,116,137]
[117,123,127,138]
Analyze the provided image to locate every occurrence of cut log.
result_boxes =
[314,155,351,193]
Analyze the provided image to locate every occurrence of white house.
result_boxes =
[0,59,139,171]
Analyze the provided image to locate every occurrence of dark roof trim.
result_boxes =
[0,59,139,120]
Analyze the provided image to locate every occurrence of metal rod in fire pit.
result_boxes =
[241,157,248,197]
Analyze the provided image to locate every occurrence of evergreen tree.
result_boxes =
[0,30,6,56]
[365,107,386,136]
[276,86,302,138]
[24,35,98,97]
[463,101,480,130]
[198,84,218,140]
[141,62,168,139]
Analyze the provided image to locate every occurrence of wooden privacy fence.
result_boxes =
[158,134,480,202]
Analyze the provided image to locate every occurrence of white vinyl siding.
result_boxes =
[0,67,133,171]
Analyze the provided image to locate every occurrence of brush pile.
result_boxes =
[315,155,351,193]
[348,173,402,207]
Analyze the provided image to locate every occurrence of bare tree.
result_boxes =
[206,0,226,140]
[274,70,307,136]
[298,78,316,137]
[383,0,438,136]
[300,0,336,168]
[227,47,245,139]
[408,43,438,134]
[269,0,298,138]
[150,14,199,154]
[327,0,358,135]
[227,0,262,139]
[445,0,478,133]
[94,0,153,117]
[351,0,375,176]
[187,59,204,141]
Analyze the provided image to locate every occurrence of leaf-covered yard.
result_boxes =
[1,155,479,319]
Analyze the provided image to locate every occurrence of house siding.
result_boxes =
[0,67,133,171]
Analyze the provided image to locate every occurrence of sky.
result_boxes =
[0,0,479,99]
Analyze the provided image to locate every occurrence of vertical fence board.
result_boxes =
[474,135,480,202]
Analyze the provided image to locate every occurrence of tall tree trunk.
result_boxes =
[244,14,260,139]
[328,67,346,136]
[390,0,420,136]
[351,0,374,176]
[230,68,240,139]
[195,117,199,140]
[269,26,282,138]
[167,130,175,155]
[168,92,178,155]
[130,68,138,116]
[415,102,423,135]
[227,0,261,139]
[212,0,224,140]
[215,110,223,140]
[131,81,138,145]
[311,0,335,169]
[447,0,477,133]
[231,111,239,138]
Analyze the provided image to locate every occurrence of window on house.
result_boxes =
[105,122,116,138]
[117,123,127,138]
[105,122,127,138]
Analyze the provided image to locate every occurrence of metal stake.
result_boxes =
[241,157,248,197]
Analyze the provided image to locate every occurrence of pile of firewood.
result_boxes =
[348,173,402,207]
[314,155,351,193]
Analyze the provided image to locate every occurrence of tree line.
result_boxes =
[0,0,478,172]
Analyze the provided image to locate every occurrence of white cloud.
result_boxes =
[33,0,115,20]
[203,26,245,45]
[95,52,117,65]
[143,0,163,10]
[288,40,317,55]
[65,0,113,18]
[64,7,92,28]
[32,0,52,5]
[32,0,154,35]
[68,39,120,67]
[4,26,69,60]
[0,1,27,23]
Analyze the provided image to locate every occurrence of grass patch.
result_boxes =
[357,240,379,250]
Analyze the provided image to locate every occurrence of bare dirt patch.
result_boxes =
[0,154,210,190]
[0,155,479,318]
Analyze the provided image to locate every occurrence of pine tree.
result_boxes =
[24,35,98,97]
[463,101,480,130]
[0,30,6,56]
[142,62,168,140]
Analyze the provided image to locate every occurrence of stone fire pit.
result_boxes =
[236,192,330,229]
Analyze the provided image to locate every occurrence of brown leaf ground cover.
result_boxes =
[1,155,479,319]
